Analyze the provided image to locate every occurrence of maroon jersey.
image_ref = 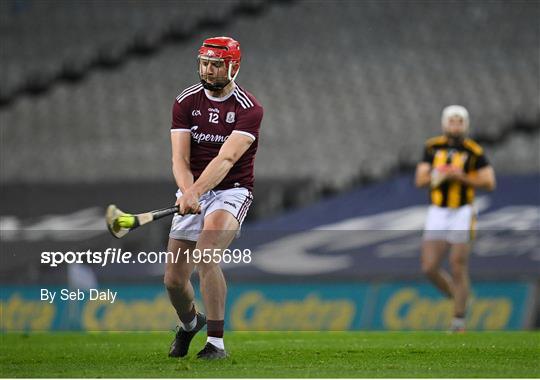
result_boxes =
[171,83,263,191]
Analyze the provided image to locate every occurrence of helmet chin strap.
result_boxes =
[228,64,240,81]
[200,79,229,91]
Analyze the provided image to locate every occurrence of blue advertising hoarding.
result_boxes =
[1,281,534,331]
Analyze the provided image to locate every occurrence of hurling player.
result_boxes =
[415,105,496,332]
[165,36,263,359]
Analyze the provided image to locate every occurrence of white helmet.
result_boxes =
[441,105,470,133]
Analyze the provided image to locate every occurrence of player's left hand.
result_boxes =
[176,190,201,215]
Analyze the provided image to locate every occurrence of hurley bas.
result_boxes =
[40,289,117,304]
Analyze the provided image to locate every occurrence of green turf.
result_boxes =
[1,331,539,378]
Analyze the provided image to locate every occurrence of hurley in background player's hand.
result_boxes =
[430,164,451,188]
[176,190,201,215]
[431,164,466,187]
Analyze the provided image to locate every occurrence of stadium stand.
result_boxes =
[488,131,540,174]
[0,0,243,99]
[1,0,538,194]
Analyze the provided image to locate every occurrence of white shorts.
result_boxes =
[423,204,476,244]
[169,187,253,242]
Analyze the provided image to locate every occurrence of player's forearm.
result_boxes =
[172,159,194,193]
[415,164,432,188]
[415,173,431,188]
[459,173,496,191]
[188,155,235,197]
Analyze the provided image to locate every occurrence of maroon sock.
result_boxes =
[207,319,224,338]
[179,304,196,324]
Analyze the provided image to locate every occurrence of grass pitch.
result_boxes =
[1,331,539,378]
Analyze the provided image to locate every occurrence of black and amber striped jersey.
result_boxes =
[421,135,489,208]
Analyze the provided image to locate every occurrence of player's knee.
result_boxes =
[421,261,438,277]
[201,212,239,245]
[450,262,467,279]
[203,217,221,231]
[196,260,221,277]
[163,273,188,291]
[199,229,229,248]
[450,257,467,277]
[450,263,467,279]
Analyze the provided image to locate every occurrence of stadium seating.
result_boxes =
[0,0,242,98]
[0,0,538,190]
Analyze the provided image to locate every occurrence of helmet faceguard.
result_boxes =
[197,36,241,91]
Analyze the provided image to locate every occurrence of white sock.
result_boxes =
[181,315,197,331]
[207,336,225,350]
[451,317,465,329]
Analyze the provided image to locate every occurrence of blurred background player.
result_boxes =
[165,36,263,359]
[415,105,496,332]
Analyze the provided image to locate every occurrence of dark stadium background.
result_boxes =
[1,0,539,333]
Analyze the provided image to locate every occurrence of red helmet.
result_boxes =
[198,36,241,90]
